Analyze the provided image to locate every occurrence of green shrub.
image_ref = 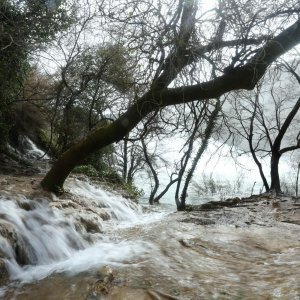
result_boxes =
[101,168,123,184]
[73,165,99,177]
[121,182,144,199]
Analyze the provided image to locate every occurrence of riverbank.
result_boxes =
[184,193,300,227]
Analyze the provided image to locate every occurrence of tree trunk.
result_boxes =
[248,94,270,192]
[175,197,186,211]
[153,177,178,203]
[251,155,270,192]
[41,104,144,192]
[296,162,300,197]
[122,138,128,182]
[174,147,192,209]
[141,138,159,205]
[270,152,281,194]
[269,96,300,194]
[174,106,202,209]
[180,99,221,203]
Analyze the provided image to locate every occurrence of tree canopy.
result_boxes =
[1,0,300,202]
[40,0,300,195]
[0,0,74,146]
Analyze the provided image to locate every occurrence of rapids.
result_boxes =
[0,175,300,299]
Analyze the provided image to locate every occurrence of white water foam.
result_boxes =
[0,178,166,284]
[24,137,49,160]
[65,178,142,221]
[65,178,172,228]
[11,239,151,283]
[0,196,87,279]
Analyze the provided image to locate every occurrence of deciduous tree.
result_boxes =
[40,0,300,194]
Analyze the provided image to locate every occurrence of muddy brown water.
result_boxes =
[4,210,300,299]
[1,175,300,299]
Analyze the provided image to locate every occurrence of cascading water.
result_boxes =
[23,137,49,160]
[1,173,300,299]
[64,179,142,221]
[0,178,163,288]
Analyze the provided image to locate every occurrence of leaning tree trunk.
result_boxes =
[40,20,300,193]
[41,100,148,192]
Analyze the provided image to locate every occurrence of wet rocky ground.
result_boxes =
[0,152,40,176]
[181,193,300,228]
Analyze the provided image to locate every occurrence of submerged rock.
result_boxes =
[87,266,115,298]
[182,193,300,228]
[16,199,33,211]
[50,197,110,235]
[198,197,241,210]
[78,214,103,234]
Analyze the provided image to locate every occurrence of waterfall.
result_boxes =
[0,195,87,278]
[24,137,49,160]
[64,178,142,221]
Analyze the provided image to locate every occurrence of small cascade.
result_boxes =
[0,178,156,285]
[0,195,87,279]
[65,178,142,221]
[23,137,49,160]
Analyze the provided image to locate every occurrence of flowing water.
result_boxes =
[0,176,300,299]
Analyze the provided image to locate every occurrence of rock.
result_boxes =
[87,266,114,298]
[181,217,215,225]
[0,220,18,253]
[272,200,280,209]
[0,179,9,186]
[179,239,192,247]
[97,266,114,284]
[0,220,34,265]
[87,207,111,221]
[50,200,80,210]
[16,200,33,211]
[15,237,38,266]
[0,259,9,286]
[79,214,103,233]
[50,197,111,235]
[199,202,217,210]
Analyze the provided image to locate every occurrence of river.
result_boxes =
[0,175,300,299]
